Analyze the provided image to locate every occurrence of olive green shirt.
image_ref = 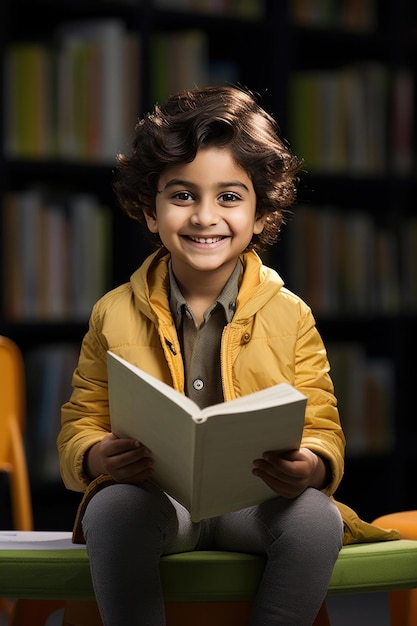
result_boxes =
[169,261,240,409]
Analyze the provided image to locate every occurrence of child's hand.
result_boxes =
[252,448,327,498]
[85,433,154,484]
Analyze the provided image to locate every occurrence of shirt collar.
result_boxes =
[169,259,241,329]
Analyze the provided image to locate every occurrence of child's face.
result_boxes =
[145,147,265,281]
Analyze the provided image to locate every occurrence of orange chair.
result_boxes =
[373,511,417,626]
[0,335,33,531]
[0,335,65,625]
[0,335,32,621]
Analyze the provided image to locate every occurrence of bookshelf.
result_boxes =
[1,0,416,527]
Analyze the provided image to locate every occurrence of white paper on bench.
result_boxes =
[0,531,85,549]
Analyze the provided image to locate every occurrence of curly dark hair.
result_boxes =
[113,85,304,252]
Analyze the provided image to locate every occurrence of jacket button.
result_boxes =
[242,333,251,344]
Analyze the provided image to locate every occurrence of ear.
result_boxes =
[253,212,267,235]
[143,210,158,233]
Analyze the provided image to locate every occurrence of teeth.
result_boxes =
[190,236,222,244]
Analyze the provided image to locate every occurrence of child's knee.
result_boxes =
[82,482,174,537]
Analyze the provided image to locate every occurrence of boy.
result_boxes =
[58,86,395,625]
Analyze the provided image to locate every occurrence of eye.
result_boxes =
[218,192,241,203]
[172,191,194,202]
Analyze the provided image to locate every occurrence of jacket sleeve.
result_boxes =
[294,304,346,495]
[57,302,111,492]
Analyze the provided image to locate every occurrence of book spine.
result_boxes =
[4,43,52,158]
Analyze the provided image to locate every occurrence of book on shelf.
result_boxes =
[70,193,113,320]
[26,343,79,481]
[4,42,53,158]
[285,205,407,317]
[150,30,209,105]
[153,0,264,18]
[107,351,306,522]
[290,0,377,32]
[4,18,140,162]
[401,217,417,312]
[2,189,112,321]
[326,342,395,456]
[57,18,140,161]
[288,63,390,175]
[391,69,414,175]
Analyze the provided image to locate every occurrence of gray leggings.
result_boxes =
[82,483,343,626]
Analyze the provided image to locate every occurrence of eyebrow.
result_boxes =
[158,179,250,193]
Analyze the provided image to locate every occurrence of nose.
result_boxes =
[190,199,219,226]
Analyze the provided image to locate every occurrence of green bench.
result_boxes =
[1,532,417,625]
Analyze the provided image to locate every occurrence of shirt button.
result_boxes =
[193,378,204,391]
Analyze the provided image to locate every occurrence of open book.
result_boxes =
[107,351,307,522]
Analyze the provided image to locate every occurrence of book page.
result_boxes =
[107,352,196,510]
[193,397,305,520]
[200,382,306,420]
[0,532,81,550]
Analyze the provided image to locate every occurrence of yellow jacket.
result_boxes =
[58,248,399,544]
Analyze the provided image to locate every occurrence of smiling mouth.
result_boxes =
[187,236,225,244]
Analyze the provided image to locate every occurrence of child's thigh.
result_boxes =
[213,489,343,553]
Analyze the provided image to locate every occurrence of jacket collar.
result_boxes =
[129,248,285,324]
